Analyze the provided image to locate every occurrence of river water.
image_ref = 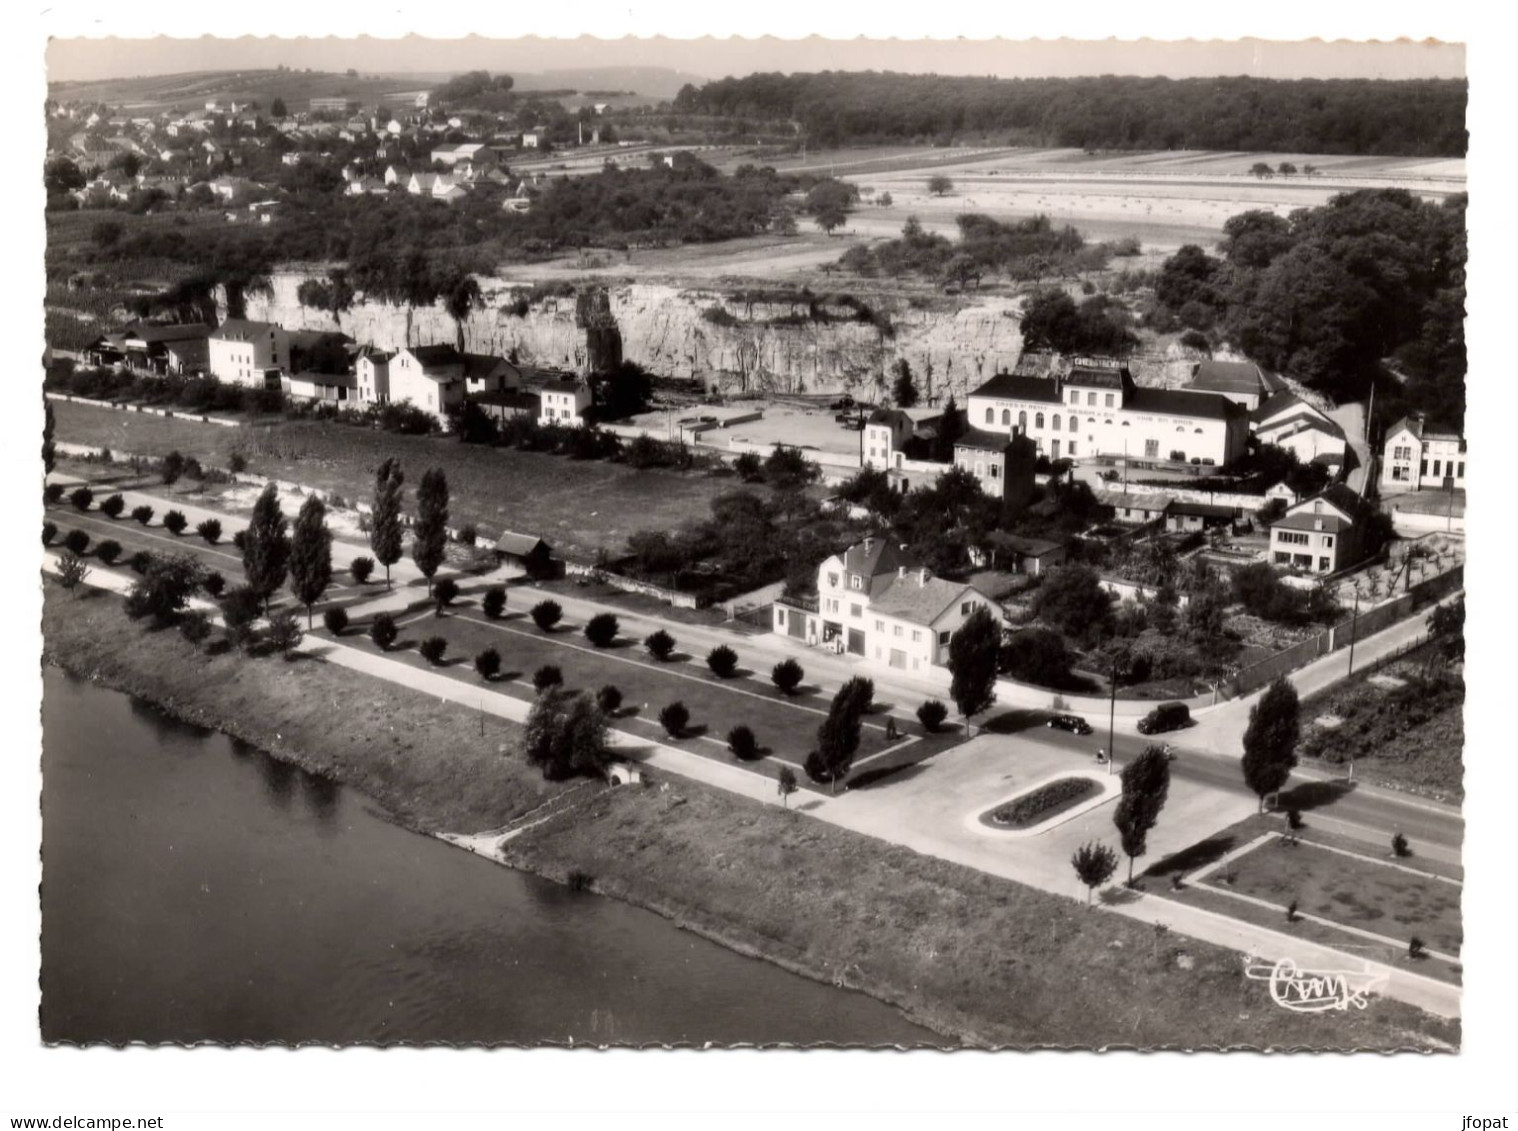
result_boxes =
[40,668,938,1046]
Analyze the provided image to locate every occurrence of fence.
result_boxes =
[731,602,775,629]
[563,562,701,609]
[45,391,243,429]
[1230,564,1463,696]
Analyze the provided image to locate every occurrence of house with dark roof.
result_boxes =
[1187,359,1286,411]
[1251,391,1348,467]
[1380,412,1466,493]
[355,348,395,405]
[538,377,592,427]
[953,427,1037,502]
[862,408,916,472]
[773,536,1003,673]
[968,358,1249,468]
[1093,489,1171,525]
[1164,500,1239,533]
[985,531,1067,576]
[209,319,288,387]
[1268,484,1378,574]
[492,532,556,579]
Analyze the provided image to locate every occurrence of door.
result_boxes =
[847,628,866,655]
[1145,439,1160,459]
[1050,439,1061,459]
[889,648,907,670]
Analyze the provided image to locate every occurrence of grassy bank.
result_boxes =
[42,584,1461,1050]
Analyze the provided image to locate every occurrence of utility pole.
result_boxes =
[1106,656,1120,776]
[1346,590,1361,676]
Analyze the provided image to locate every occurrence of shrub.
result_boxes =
[99,493,125,519]
[128,550,153,574]
[197,518,222,544]
[44,483,64,505]
[457,523,478,546]
[350,556,375,584]
[917,699,950,732]
[1392,832,1411,858]
[323,606,350,635]
[228,452,249,473]
[596,684,623,716]
[433,577,460,612]
[62,529,90,555]
[530,600,563,631]
[706,645,739,678]
[771,658,804,695]
[659,701,690,738]
[183,457,205,481]
[474,647,502,680]
[267,611,303,657]
[232,530,247,552]
[202,570,226,597]
[1408,937,1427,959]
[644,629,675,661]
[69,486,94,511]
[988,777,1098,828]
[131,504,154,525]
[95,539,123,565]
[178,609,213,646]
[727,725,760,761]
[584,613,619,647]
[42,521,57,546]
[369,613,398,651]
[161,450,186,485]
[419,636,448,665]
[482,586,507,618]
[533,665,564,693]
[162,510,188,535]
[1287,808,1304,830]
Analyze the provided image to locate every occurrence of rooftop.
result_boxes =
[212,318,279,341]
[1190,359,1280,397]
[1125,386,1247,422]
[869,573,979,626]
[968,372,1063,404]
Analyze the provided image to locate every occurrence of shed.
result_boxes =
[1164,500,1238,533]
[493,532,555,578]
[985,532,1067,576]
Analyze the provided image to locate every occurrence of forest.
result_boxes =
[673,73,1467,156]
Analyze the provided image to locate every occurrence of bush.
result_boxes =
[44,483,64,505]
[419,636,448,665]
[482,586,507,618]
[584,613,619,647]
[706,645,739,678]
[644,629,676,660]
[1392,832,1411,858]
[999,627,1078,688]
[457,523,478,546]
[474,647,502,680]
[202,570,226,597]
[370,613,398,651]
[161,451,186,485]
[988,777,1098,828]
[62,529,90,555]
[531,600,563,632]
[228,452,249,473]
[323,606,350,635]
[95,539,122,565]
[128,550,153,574]
[917,699,950,732]
[659,701,690,738]
[771,658,804,695]
[99,493,125,519]
[350,556,375,584]
[596,685,623,716]
[178,609,213,646]
[1408,937,1427,959]
[433,577,460,612]
[131,504,154,525]
[267,611,303,657]
[533,665,564,693]
[42,521,57,546]
[197,518,222,544]
[69,486,94,511]
[727,725,760,761]
[232,530,247,552]
[162,510,188,535]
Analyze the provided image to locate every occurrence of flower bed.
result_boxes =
[981,777,1099,830]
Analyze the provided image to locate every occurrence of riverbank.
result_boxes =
[41,584,1461,1049]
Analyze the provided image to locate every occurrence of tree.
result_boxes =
[777,765,799,807]
[433,576,460,614]
[771,658,804,695]
[99,494,125,519]
[891,359,918,408]
[927,174,954,196]
[809,682,866,792]
[1031,564,1113,646]
[411,468,450,594]
[96,540,122,565]
[323,606,350,635]
[271,96,288,118]
[948,607,1001,728]
[584,613,619,647]
[1071,842,1119,905]
[162,451,186,485]
[197,519,222,544]
[69,486,93,511]
[42,521,56,546]
[267,611,304,658]
[482,586,507,619]
[370,458,405,589]
[241,483,290,614]
[734,452,764,482]
[472,647,502,681]
[287,495,333,628]
[917,699,949,732]
[706,645,738,678]
[531,600,563,631]
[764,445,816,490]
[1241,676,1301,811]
[522,689,610,781]
[727,726,759,761]
[42,398,56,474]
[162,510,188,536]
[930,395,965,462]
[645,629,676,660]
[370,613,398,651]
[1250,162,1274,179]
[202,571,226,598]
[55,551,90,595]
[533,665,564,693]
[998,627,1075,688]
[1430,597,1464,665]
[123,553,205,624]
[877,191,893,208]
[62,529,90,555]
[132,505,154,525]
[443,273,484,351]
[351,556,375,584]
[1113,745,1173,884]
[220,586,262,651]
[659,701,690,738]
[419,636,448,665]
[1277,162,1297,177]
[179,609,213,647]
[596,685,623,716]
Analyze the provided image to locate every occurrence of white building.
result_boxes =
[387,345,519,422]
[208,319,288,387]
[773,537,1004,674]
[538,378,592,426]
[966,360,1250,467]
[1380,413,1466,493]
[862,409,915,471]
[356,350,394,405]
[1250,391,1348,468]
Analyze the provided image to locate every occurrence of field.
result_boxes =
[52,400,751,563]
[47,67,432,115]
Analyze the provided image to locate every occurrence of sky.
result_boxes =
[46,34,1466,86]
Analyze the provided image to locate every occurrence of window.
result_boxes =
[1105,393,1115,408]
[975,462,984,477]
[1001,409,1010,425]
[1069,416,1078,432]
[1458,462,1465,478]
[893,625,903,637]
[850,575,862,590]
[938,630,950,645]
[1431,460,1441,477]
[1069,442,1077,456]
[989,464,1000,479]
[827,573,839,589]
[1194,428,1203,434]
[850,604,862,618]
[1053,414,1062,431]
[1035,413,1045,429]
[1313,502,1323,513]
[1087,391,1096,406]
[1018,411,1027,431]
[912,630,922,642]
[985,407,993,424]
[1277,531,1310,546]
[960,601,971,615]
[875,620,884,632]
[1323,535,1335,548]
[1069,389,1079,405]
[1421,460,1429,476]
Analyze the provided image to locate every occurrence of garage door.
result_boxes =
[847,628,866,655]
[889,648,907,670]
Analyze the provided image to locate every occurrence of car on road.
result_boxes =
[1137,701,1192,735]
[1046,713,1093,735]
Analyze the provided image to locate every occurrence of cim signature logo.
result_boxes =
[1244,957,1389,1013]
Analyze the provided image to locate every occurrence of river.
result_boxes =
[40,668,938,1046]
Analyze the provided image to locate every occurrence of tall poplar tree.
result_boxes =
[1113,745,1172,884]
[948,606,1001,730]
[412,467,450,594]
[370,458,405,590]
[1242,676,1301,811]
[242,483,290,614]
[289,494,333,628]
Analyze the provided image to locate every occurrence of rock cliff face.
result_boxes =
[240,272,1026,401]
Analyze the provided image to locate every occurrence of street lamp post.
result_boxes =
[1106,655,1122,776]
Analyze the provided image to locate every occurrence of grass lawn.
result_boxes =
[317,600,963,791]
[53,400,754,563]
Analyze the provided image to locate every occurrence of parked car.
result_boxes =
[1099,469,1121,482]
[1137,701,1192,735]
[1047,713,1094,736]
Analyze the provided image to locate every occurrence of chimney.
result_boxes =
[898,565,906,578]
[918,568,929,587]
[862,537,874,555]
